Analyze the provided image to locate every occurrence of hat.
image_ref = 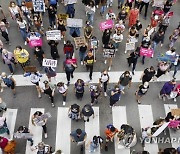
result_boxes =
[144,82,149,88]
[109,9,113,13]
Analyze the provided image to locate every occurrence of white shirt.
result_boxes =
[17,20,27,29]
[106,13,116,20]
[9,6,19,15]
[113,33,123,43]
[142,0,150,3]
[100,74,109,82]
[57,84,68,94]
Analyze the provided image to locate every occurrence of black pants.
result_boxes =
[37,58,43,67]
[86,65,93,80]
[42,124,47,133]
[103,81,108,92]
[128,61,137,73]
[155,69,166,78]
[1,31,9,42]
[110,97,118,106]
[66,71,74,82]
[76,92,84,99]
[140,2,149,17]
[91,95,99,104]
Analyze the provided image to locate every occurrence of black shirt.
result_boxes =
[34,49,44,60]
[79,46,87,53]
[84,55,94,66]
[163,2,172,13]
[71,104,80,114]
[142,68,155,82]
[48,8,57,18]
[141,39,151,48]
[118,12,127,21]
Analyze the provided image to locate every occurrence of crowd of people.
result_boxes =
[0,0,179,153]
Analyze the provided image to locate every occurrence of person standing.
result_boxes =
[70,129,87,152]
[109,85,122,107]
[169,28,180,49]
[139,0,150,20]
[172,56,179,78]
[68,103,81,121]
[0,117,10,135]
[44,67,57,82]
[48,5,57,28]
[48,40,60,60]
[118,71,132,92]
[0,20,10,45]
[84,21,93,43]
[41,80,56,107]
[84,51,95,81]
[99,70,109,96]
[74,79,85,100]
[79,44,87,65]
[90,85,101,106]
[159,79,176,101]
[8,1,22,20]
[66,3,75,18]
[34,46,45,67]
[63,40,74,59]
[81,104,95,122]
[112,31,123,49]
[1,72,16,97]
[2,49,16,74]
[63,57,77,86]
[102,29,111,47]
[86,1,96,25]
[155,61,170,79]
[57,82,68,106]
[100,0,107,16]
[135,82,149,104]
[0,40,3,54]
[140,66,156,84]
[0,98,7,112]
[128,6,139,27]
[31,111,48,139]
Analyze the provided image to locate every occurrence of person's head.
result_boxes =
[21,1,25,6]
[150,66,154,71]
[1,72,7,78]
[89,1,95,7]
[110,126,116,132]
[38,142,45,149]
[43,80,49,86]
[87,51,93,57]
[158,30,164,35]
[17,16,23,22]
[102,70,108,75]
[143,82,149,88]
[124,71,130,77]
[49,5,53,9]
[2,49,8,55]
[17,126,24,132]
[131,26,136,31]
[77,79,82,83]
[35,46,41,51]
[86,21,90,26]
[58,19,64,24]
[170,79,176,85]
[57,82,64,87]
[84,105,91,112]
[66,40,71,45]
[76,128,82,136]
[92,136,98,144]
[114,85,120,91]
[16,45,22,51]
[10,1,16,7]
[171,47,176,53]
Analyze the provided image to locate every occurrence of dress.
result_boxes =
[129,9,139,27]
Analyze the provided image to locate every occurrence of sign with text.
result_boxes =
[64,0,77,4]
[43,58,57,67]
[57,14,69,20]
[33,112,52,126]
[46,30,61,40]
[67,18,83,27]
[29,38,43,48]
[99,20,114,31]
[140,47,154,57]
[103,48,117,58]
[32,0,45,12]
[14,132,33,139]
[74,36,86,48]
[125,42,135,51]
[65,58,77,64]
[153,0,165,8]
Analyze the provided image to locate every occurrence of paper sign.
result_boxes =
[29,39,42,48]
[99,20,114,31]
[46,30,61,40]
[14,132,33,139]
[33,112,52,126]
[58,14,69,20]
[43,58,57,67]
[67,18,83,27]
[103,49,117,58]
[32,0,45,12]
[153,0,165,8]
[125,42,135,51]
[64,0,77,4]
[65,58,77,64]
[171,109,180,116]
[157,54,177,63]
[140,47,154,57]
[74,37,86,48]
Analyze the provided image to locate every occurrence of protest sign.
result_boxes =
[140,47,154,57]
[64,0,77,4]
[43,59,57,67]
[14,132,33,139]
[58,14,69,20]
[65,58,77,64]
[171,109,180,116]
[103,49,117,58]
[32,0,45,12]
[157,54,177,63]
[33,112,52,126]
[74,37,86,48]
[99,20,114,31]
[125,42,135,51]
[67,18,83,27]
[29,38,43,48]
[46,30,61,40]
[24,66,37,73]
[153,0,165,7]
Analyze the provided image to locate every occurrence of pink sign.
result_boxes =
[29,39,43,48]
[140,47,154,57]
[65,58,77,64]
[99,20,114,31]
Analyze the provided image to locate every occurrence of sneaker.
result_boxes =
[0,89,3,92]
[104,92,107,97]
[104,60,107,64]
[64,41,66,44]
[124,50,127,54]
[38,94,41,98]
[132,71,135,75]
[87,118,89,122]
[174,98,177,102]
[24,41,27,45]
[54,25,56,29]
[71,74,74,78]
[80,61,83,65]
[67,81,70,86]
[51,103,55,107]
[63,101,66,106]
[44,133,48,138]
[108,67,111,71]
[30,141,33,146]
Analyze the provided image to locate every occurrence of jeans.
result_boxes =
[79,52,86,62]
[139,2,149,17]
[173,64,180,78]
[100,5,106,14]
[169,39,177,48]
[113,42,119,49]
[49,16,56,27]
[90,142,99,152]
[7,64,14,73]
[86,65,93,80]
[142,56,145,64]
[130,61,137,73]
[152,41,158,53]
[103,81,108,92]
[20,28,27,41]
[87,13,94,25]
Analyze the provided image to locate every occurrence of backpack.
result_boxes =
[4,140,16,153]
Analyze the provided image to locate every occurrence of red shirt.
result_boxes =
[0,137,8,149]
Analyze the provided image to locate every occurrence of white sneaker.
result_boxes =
[108,67,111,71]
[104,92,107,97]
[0,88,3,92]
[174,98,177,102]
[54,25,56,29]
[81,61,83,65]
[44,133,48,138]
[24,41,27,45]
[63,101,66,106]
[104,60,107,64]
[64,41,66,44]
[124,50,127,54]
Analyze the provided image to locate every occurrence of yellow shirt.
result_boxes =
[14,49,29,64]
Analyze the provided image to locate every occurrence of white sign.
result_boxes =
[152,122,170,137]
[46,30,61,40]
[64,0,77,4]
[32,0,45,12]
[43,59,57,67]
[125,42,135,51]
[153,0,165,7]
[67,18,83,27]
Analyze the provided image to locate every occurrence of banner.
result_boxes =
[125,42,135,51]
[157,54,177,63]
[43,58,57,67]
[152,0,165,8]
[103,48,117,58]
[64,0,77,4]
[32,0,45,12]
[29,38,42,48]
[65,58,77,64]
[74,37,86,48]
[33,112,52,126]
[14,132,33,139]
[67,18,83,27]
[99,20,114,31]
[140,47,154,57]
[46,30,61,40]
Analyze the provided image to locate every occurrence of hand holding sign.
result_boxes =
[43,58,58,67]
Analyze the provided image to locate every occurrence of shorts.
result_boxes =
[137,91,145,96]
[32,82,39,86]
[9,82,15,89]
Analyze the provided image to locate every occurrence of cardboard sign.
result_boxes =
[64,0,77,4]
[67,18,83,27]
[29,39,42,48]
[103,49,117,58]
[32,0,45,12]
[74,37,86,48]
[125,42,135,51]
[99,20,114,31]
[65,58,77,64]
[14,132,33,139]
[33,112,51,126]
[153,0,165,7]
[57,14,69,20]
[46,30,61,40]
[171,109,180,116]
[140,47,154,57]
[24,66,37,73]
[43,58,57,67]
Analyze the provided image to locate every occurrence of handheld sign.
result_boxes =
[64,0,77,4]
[67,18,83,27]
[14,132,33,139]
[33,112,52,126]
[103,49,117,58]
[125,42,135,51]
[99,20,114,31]
[74,37,86,48]
[32,0,45,12]
[43,59,57,67]
[29,38,43,48]
[140,47,154,58]
[46,30,61,40]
